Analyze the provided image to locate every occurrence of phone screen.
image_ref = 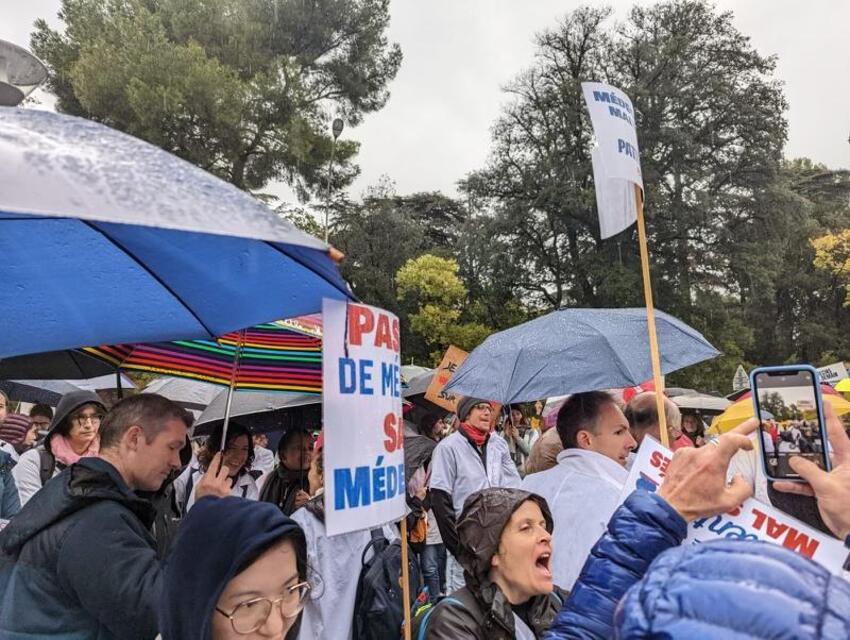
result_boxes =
[753,369,828,479]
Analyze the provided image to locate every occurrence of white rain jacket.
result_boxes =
[521,447,628,590]
[291,496,397,640]
[172,465,259,514]
[429,431,521,518]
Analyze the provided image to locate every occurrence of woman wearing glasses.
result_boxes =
[12,390,106,505]
[159,496,310,640]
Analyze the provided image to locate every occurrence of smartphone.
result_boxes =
[750,365,830,481]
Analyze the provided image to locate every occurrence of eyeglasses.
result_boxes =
[72,413,103,426]
[472,403,492,412]
[216,582,311,634]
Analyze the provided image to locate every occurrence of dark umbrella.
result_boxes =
[191,389,321,437]
[0,350,115,379]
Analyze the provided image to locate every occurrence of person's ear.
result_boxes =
[124,425,144,452]
[576,429,593,450]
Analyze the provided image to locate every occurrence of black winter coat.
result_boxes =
[0,457,161,639]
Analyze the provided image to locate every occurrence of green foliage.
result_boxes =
[461,0,850,394]
[32,0,401,197]
[396,255,493,361]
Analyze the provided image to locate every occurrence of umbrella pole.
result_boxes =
[221,330,247,451]
[634,184,669,447]
[116,369,123,399]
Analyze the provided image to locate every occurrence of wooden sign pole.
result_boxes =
[634,184,669,447]
[399,516,412,640]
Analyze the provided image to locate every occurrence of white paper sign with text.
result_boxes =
[620,437,849,574]
[583,82,643,238]
[323,299,406,536]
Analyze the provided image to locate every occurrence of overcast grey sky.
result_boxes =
[3,0,848,201]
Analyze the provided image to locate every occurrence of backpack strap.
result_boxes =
[38,448,56,487]
[416,596,464,640]
[361,527,386,566]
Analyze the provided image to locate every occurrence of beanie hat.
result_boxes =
[0,413,32,446]
[456,397,490,423]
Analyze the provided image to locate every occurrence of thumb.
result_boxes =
[788,456,828,490]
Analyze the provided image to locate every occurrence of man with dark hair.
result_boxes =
[28,403,53,434]
[0,394,231,639]
[522,391,636,590]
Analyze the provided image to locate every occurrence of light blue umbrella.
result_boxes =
[442,308,720,404]
[0,107,351,358]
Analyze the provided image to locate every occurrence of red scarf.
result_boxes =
[460,422,488,447]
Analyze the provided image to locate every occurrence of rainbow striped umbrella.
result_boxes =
[83,315,322,394]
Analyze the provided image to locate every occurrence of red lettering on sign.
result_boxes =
[783,528,820,558]
[765,518,789,540]
[751,508,767,531]
[374,313,393,349]
[383,413,403,453]
[392,318,400,352]
[649,451,670,477]
[348,305,374,346]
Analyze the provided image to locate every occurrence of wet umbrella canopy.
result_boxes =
[0,108,351,357]
[443,307,720,404]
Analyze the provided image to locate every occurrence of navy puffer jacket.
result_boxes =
[615,539,850,639]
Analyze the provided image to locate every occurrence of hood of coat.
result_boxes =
[0,456,154,555]
[45,390,107,452]
[159,496,306,640]
[457,487,553,592]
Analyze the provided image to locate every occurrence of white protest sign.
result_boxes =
[817,361,848,386]
[582,82,643,239]
[322,299,405,536]
[620,437,849,574]
[732,364,750,392]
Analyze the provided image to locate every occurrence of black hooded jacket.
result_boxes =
[0,457,161,639]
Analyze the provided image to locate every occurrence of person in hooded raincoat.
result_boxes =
[12,390,106,506]
[174,422,260,514]
[0,412,38,462]
[159,496,310,640]
[416,487,566,639]
[260,427,313,516]
[290,433,398,640]
[521,391,636,590]
[430,397,521,592]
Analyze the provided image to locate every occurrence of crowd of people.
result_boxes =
[0,384,848,638]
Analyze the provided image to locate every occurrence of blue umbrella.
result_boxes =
[442,308,720,404]
[0,107,351,357]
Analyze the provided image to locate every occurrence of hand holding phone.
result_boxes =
[750,365,830,482]
[773,402,850,540]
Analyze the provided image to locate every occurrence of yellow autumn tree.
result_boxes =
[811,229,850,306]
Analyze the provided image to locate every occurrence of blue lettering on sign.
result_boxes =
[334,465,371,509]
[338,357,356,394]
[617,138,637,159]
[593,90,633,114]
[333,458,406,511]
[359,359,374,395]
[372,456,386,501]
[381,362,400,398]
[608,105,634,127]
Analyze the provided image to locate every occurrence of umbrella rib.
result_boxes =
[79,220,218,338]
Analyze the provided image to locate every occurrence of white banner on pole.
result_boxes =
[582,82,643,239]
[620,437,850,574]
[817,361,848,386]
[322,299,406,536]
